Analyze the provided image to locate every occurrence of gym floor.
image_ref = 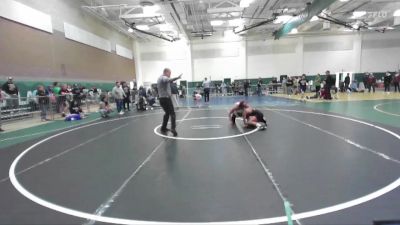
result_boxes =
[0,96,399,225]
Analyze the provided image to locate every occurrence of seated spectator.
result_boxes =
[350,80,358,92]
[69,100,84,116]
[358,82,366,93]
[99,93,112,118]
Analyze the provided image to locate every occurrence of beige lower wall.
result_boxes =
[0,17,135,82]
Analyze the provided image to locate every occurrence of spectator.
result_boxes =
[59,84,69,117]
[344,73,350,92]
[71,84,82,106]
[286,76,294,95]
[257,78,263,96]
[203,77,211,102]
[358,81,366,93]
[36,85,49,122]
[325,70,335,100]
[112,81,125,115]
[244,80,250,96]
[271,77,278,93]
[384,72,392,93]
[122,82,131,111]
[99,93,112,118]
[298,74,308,100]
[367,73,376,93]
[350,80,358,92]
[314,73,322,95]
[363,73,369,89]
[281,77,287,95]
[68,99,85,120]
[394,70,400,92]
[2,77,19,110]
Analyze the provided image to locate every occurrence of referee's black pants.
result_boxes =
[159,97,176,131]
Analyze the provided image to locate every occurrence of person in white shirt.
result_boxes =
[112,81,125,115]
[221,82,227,96]
[202,77,211,102]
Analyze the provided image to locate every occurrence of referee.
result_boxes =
[157,68,182,137]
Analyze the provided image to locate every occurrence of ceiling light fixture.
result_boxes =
[310,16,319,22]
[290,28,298,34]
[273,15,293,24]
[240,0,254,8]
[136,25,150,30]
[159,24,172,31]
[142,5,160,15]
[352,11,366,19]
[211,20,224,26]
[229,19,244,26]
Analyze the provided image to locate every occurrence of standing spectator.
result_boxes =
[157,68,182,137]
[314,74,322,95]
[367,73,376,93]
[202,77,211,102]
[0,88,4,132]
[244,80,250,96]
[257,78,263,96]
[122,82,131,111]
[271,77,278,93]
[59,84,69,117]
[363,73,369,90]
[112,81,125,115]
[384,72,392,93]
[344,73,350,92]
[299,74,308,100]
[52,82,61,113]
[394,70,400,92]
[171,81,180,109]
[37,85,49,121]
[71,84,82,106]
[325,71,335,100]
[281,77,287,95]
[2,77,19,110]
[286,76,294,95]
[221,82,227,96]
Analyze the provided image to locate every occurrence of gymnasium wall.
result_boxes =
[0,0,135,83]
[137,31,400,83]
[137,40,192,85]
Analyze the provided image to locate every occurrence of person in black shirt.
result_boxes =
[324,71,334,100]
[384,72,392,92]
[298,74,308,100]
[71,84,82,106]
[2,77,19,110]
[257,78,263,96]
[344,73,351,92]
[122,82,131,111]
[37,85,49,121]
[244,80,250,96]
[286,77,294,95]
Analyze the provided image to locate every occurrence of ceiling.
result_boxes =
[81,0,400,42]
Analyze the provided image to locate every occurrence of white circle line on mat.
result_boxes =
[373,103,400,117]
[9,109,400,225]
[153,117,259,141]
